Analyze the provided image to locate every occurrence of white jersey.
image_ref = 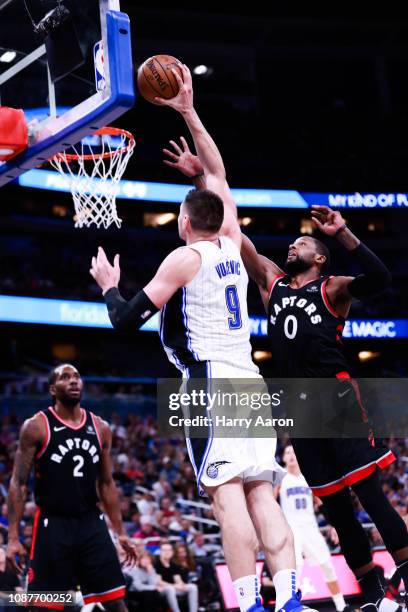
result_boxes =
[279,472,316,528]
[159,236,258,374]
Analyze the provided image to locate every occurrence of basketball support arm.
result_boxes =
[345,241,392,299]
[103,287,158,331]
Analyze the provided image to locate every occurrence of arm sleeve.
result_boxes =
[103,288,158,330]
[346,242,392,299]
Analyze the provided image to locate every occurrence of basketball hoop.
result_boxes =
[50,127,135,229]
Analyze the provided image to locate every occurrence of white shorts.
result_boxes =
[290,523,332,568]
[182,361,285,493]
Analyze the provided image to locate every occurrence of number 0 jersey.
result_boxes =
[34,407,102,516]
[268,274,348,377]
[159,236,258,374]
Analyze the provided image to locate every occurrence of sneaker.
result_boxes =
[361,599,405,612]
[247,598,265,612]
[276,591,318,612]
[378,596,405,612]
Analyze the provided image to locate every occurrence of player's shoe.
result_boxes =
[247,597,265,611]
[361,599,405,612]
[276,590,318,612]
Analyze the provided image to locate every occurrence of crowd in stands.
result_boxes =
[0,409,407,609]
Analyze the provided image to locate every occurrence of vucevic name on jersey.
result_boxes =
[34,408,102,516]
[268,275,348,377]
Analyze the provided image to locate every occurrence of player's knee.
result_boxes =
[321,559,337,583]
[264,521,293,557]
[102,598,128,612]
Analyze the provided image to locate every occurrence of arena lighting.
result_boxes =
[17,170,408,209]
[358,351,381,362]
[253,350,272,361]
[239,217,253,226]
[0,50,16,63]
[143,212,177,227]
[193,64,210,75]
[156,212,177,226]
[0,297,407,338]
[300,219,314,235]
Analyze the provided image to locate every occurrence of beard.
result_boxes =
[285,256,312,275]
[56,391,82,407]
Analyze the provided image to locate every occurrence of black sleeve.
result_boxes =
[346,242,392,299]
[103,287,159,330]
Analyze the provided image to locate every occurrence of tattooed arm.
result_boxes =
[96,418,138,566]
[7,415,44,574]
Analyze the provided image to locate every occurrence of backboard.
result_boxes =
[0,0,135,186]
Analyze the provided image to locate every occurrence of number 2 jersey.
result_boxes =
[159,236,258,374]
[268,274,348,377]
[34,407,101,516]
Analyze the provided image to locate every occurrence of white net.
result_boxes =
[50,129,135,229]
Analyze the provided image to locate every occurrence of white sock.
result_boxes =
[273,569,297,611]
[331,592,346,611]
[378,598,401,612]
[233,574,260,612]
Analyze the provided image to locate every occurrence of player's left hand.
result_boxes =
[90,247,121,294]
[163,136,204,178]
[118,535,138,567]
[154,64,193,114]
[311,205,346,236]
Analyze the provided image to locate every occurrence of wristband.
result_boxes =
[334,224,347,237]
[191,172,204,180]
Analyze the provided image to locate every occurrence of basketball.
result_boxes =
[137,54,183,104]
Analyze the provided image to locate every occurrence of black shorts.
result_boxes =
[28,509,125,609]
[290,377,396,496]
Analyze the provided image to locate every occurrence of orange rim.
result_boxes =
[51,127,135,163]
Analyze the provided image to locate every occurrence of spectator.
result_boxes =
[124,551,164,611]
[154,541,198,612]
[189,533,221,558]
[0,545,21,609]
[133,516,160,542]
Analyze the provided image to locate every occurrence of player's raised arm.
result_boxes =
[90,246,201,331]
[311,205,392,317]
[155,64,241,246]
[241,234,285,310]
[95,417,138,566]
[7,416,44,574]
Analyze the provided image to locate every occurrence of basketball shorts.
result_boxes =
[290,523,332,569]
[182,360,285,493]
[291,378,395,496]
[28,508,125,608]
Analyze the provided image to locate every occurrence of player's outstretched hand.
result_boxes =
[6,538,26,575]
[154,64,193,114]
[118,535,138,567]
[163,136,204,178]
[90,247,121,294]
[311,205,346,236]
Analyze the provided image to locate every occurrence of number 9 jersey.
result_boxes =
[160,236,258,375]
[34,407,102,516]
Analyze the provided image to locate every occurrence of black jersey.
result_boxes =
[268,274,348,377]
[34,407,102,516]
